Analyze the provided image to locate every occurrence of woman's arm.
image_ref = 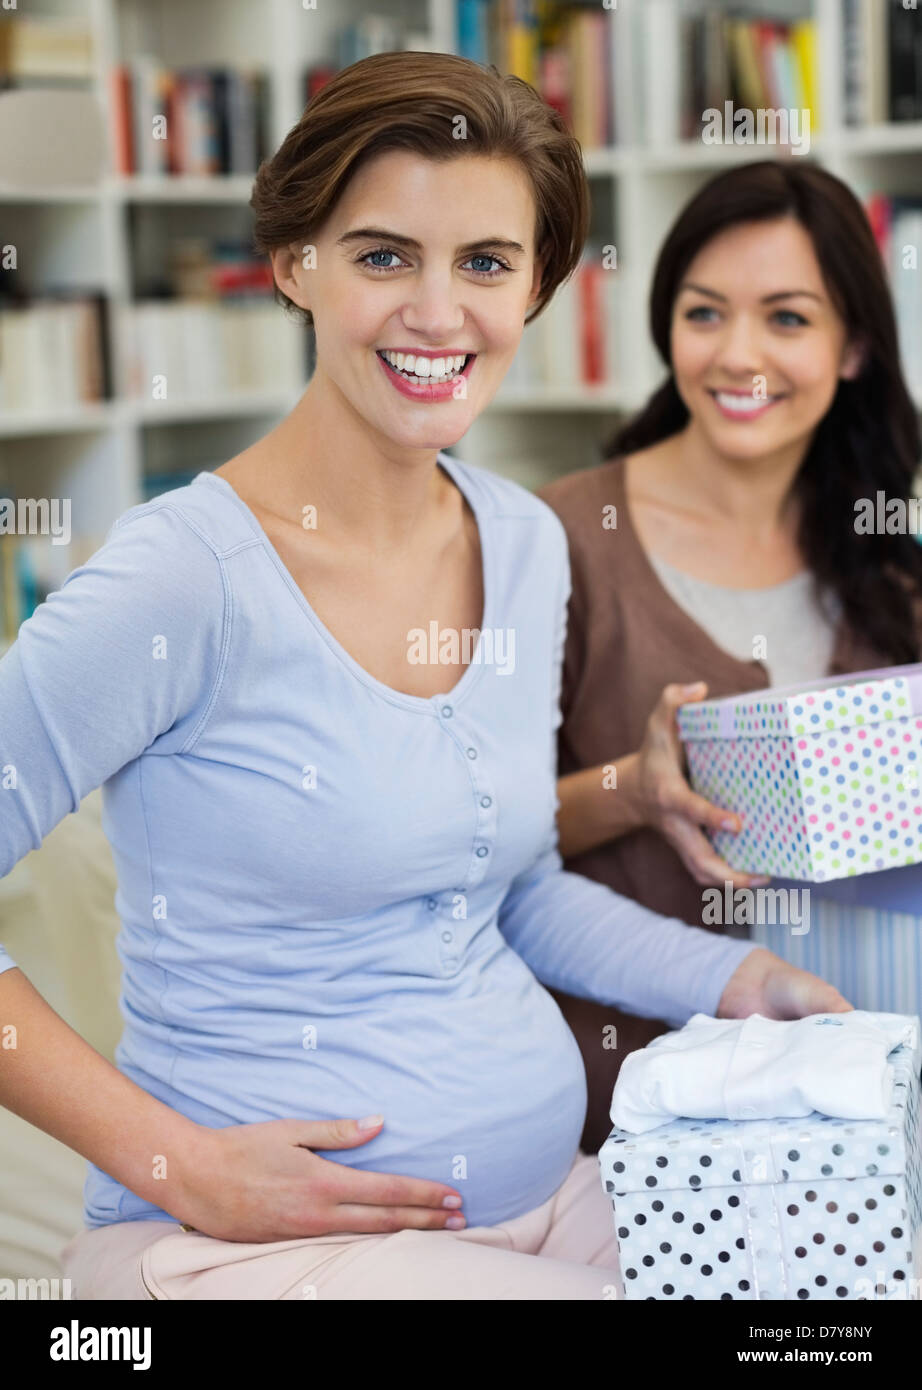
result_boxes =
[0,964,466,1242]
[498,845,851,1028]
[555,751,645,857]
[0,965,203,1217]
[555,682,769,889]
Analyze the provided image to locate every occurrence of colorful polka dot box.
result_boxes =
[676,663,922,882]
[599,1021,922,1300]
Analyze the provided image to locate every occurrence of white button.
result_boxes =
[441,931,454,943]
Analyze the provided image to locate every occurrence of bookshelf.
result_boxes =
[1,0,922,647]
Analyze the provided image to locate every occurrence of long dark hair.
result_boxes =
[604,160,922,666]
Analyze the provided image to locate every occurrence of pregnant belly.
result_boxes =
[118,977,590,1230]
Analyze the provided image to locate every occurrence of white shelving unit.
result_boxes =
[1,0,921,569]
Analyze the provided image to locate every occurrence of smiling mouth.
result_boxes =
[709,389,785,415]
[376,350,474,384]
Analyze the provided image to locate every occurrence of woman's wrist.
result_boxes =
[111,1103,212,1224]
[556,751,648,857]
[610,750,648,834]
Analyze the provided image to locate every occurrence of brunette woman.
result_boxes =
[540,160,922,1153]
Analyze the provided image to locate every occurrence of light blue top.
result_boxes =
[0,453,757,1229]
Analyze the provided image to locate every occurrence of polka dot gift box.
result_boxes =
[599,1021,922,1301]
[676,663,922,883]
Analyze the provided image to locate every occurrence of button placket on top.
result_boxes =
[433,696,497,973]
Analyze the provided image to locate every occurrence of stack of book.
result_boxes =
[128,298,302,404]
[301,14,438,108]
[642,1,819,147]
[458,0,612,149]
[499,248,618,395]
[0,294,108,412]
[457,1,819,151]
[109,62,268,176]
[866,193,922,402]
[844,0,922,125]
[0,14,94,85]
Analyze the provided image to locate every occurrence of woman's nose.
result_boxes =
[713,314,763,377]
[400,270,466,338]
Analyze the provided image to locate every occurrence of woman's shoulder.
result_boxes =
[106,470,257,560]
[41,474,239,655]
[537,455,627,533]
[441,451,570,561]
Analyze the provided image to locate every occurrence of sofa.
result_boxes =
[0,789,123,1292]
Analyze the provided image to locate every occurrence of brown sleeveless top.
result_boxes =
[539,455,890,929]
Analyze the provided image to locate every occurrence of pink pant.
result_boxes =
[61,1152,622,1300]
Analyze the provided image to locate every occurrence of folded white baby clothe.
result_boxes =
[610,1010,918,1135]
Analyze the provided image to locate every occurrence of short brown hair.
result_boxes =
[249,50,589,328]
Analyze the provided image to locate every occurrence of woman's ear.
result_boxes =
[270,242,312,315]
[839,337,867,381]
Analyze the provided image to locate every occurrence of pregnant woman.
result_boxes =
[539,160,922,1153]
[0,54,847,1302]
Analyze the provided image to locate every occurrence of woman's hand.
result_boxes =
[174,1115,466,1244]
[637,681,769,889]
[716,946,853,1020]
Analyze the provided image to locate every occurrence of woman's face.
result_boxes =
[670,215,863,466]
[274,149,544,452]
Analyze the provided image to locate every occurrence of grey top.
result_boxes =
[647,552,839,688]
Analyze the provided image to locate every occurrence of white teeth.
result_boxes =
[714,391,777,414]
[380,350,468,382]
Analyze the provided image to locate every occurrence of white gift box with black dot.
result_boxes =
[599,1032,922,1300]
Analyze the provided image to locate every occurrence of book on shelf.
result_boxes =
[125,234,303,402]
[865,193,922,401]
[0,531,76,646]
[653,5,819,146]
[457,1,819,152]
[0,537,39,644]
[0,14,94,85]
[109,61,269,177]
[499,248,618,395]
[142,468,210,502]
[0,292,109,413]
[302,15,439,104]
[457,0,613,149]
[128,299,303,403]
[844,0,922,125]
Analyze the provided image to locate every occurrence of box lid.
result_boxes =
[678,663,922,741]
[599,1034,920,1195]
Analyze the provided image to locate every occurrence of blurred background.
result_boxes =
[0,0,920,1289]
[1,0,920,637]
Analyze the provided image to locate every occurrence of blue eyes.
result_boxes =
[358,247,511,278]
[684,305,810,327]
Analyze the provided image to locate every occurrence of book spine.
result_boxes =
[889,0,919,122]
